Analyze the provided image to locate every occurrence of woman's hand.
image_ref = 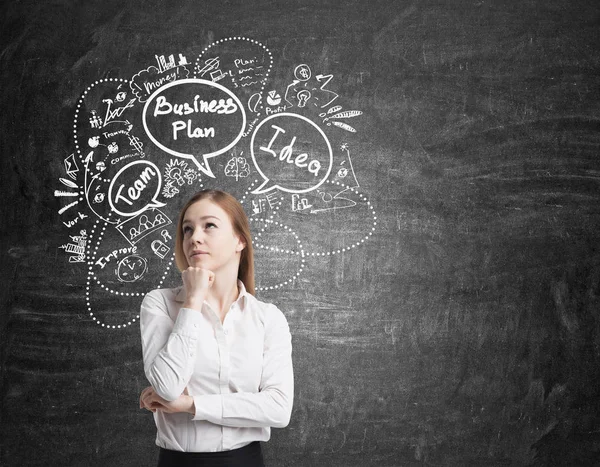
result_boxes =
[182,267,215,310]
[139,386,195,415]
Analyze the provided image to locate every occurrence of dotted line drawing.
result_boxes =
[84,178,213,329]
[304,180,377,257]
[251,218,306,291]
[85,214,144,329]
[194,37,273,115]
[238,180,261,206]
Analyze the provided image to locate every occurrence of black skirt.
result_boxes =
[157,441,265,467]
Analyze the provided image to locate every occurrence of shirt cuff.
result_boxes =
[172,307,204,338]
[192,394,223,422]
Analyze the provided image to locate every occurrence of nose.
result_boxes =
[190,228,205,245]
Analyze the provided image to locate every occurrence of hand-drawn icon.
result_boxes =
[54,190,79,198]
[93,193,105,203]
[196,57,221,78]
[142,78,246,178]
[57,158,82,215]
[310,144,360,214]
[250,193,279,215]
[151,239,171,259]
[296,90,311,108]
[84,150,94,165]
[116,255,147,282]
[162,182,178,198]
[337,166,349,178]
[115,208,172,246]
[250,113,333,194]
[130,54,190,103]
[96,161,106,172]
[102,98,136,128]
[178,54,189,66]
[285,68,339,109]
[294,64,311,81]
[89,111,103,129]
[128,135,144,155]
[247,92,262,113]
[224,154,251,181]
[314,74,338,108]
[107,142,119,154]
[88,136,100,148]
[157,54,176,71]
[108,160,165,217]
[161,229,172,242]
[162,159,200,198]
[115,91,127,102]
[64,153,79,180]
[319,106,363,133]
[266,90,282,106]
[291,194,313,212]
[59,230,87,263]
[59,177,78,189]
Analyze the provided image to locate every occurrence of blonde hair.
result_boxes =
[174,190,255,295]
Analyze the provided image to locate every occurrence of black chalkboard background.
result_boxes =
[2,0,600,465]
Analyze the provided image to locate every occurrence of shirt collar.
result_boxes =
[174,279,249,310]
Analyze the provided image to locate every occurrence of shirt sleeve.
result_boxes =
[140,289,203,401]
[191,304,294,428]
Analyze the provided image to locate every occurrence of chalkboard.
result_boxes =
[2,0,600,465]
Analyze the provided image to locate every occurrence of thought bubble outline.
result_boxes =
[142,78,246,178]
[108,160,166,217]
[250,113,333,194]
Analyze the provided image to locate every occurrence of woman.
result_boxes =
[139,189,293,467]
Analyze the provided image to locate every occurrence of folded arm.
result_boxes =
[191,305,294,428]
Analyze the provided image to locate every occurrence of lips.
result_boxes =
[190,250,209,258]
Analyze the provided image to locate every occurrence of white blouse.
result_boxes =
[140,280,294,452]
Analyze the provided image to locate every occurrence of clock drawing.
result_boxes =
[116,255,148,283]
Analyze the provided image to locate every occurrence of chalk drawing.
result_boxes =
[57,38,380,330]
[115,208,172,246]
[250,193,281,216]
[224,153,251,181]
[285,65,339,109]
[151,239,171,259]
[310,143,360,214]
[320,107,363,133]
[58,229,87,263]
[64,153,79,180]
[250,113,333,194]
[163,159,202,198]
[194,37,273,117]
[130,53,190,103]
[266,90,282,106]
[116,255,148,282]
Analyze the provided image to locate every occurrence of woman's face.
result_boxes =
[181,198,245,273]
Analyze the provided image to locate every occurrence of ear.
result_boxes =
[235,238,246,252]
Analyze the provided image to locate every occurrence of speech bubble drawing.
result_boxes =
[250,113,333,194]
[108,160,166,217]
[142,78,246,178]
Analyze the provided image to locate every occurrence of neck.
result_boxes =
[205,262,240,318]
[207,276,239,308]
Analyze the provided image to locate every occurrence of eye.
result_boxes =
[183,225,193,235]
[205,222,217,229]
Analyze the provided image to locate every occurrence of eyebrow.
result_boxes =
[182,215,220,224]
